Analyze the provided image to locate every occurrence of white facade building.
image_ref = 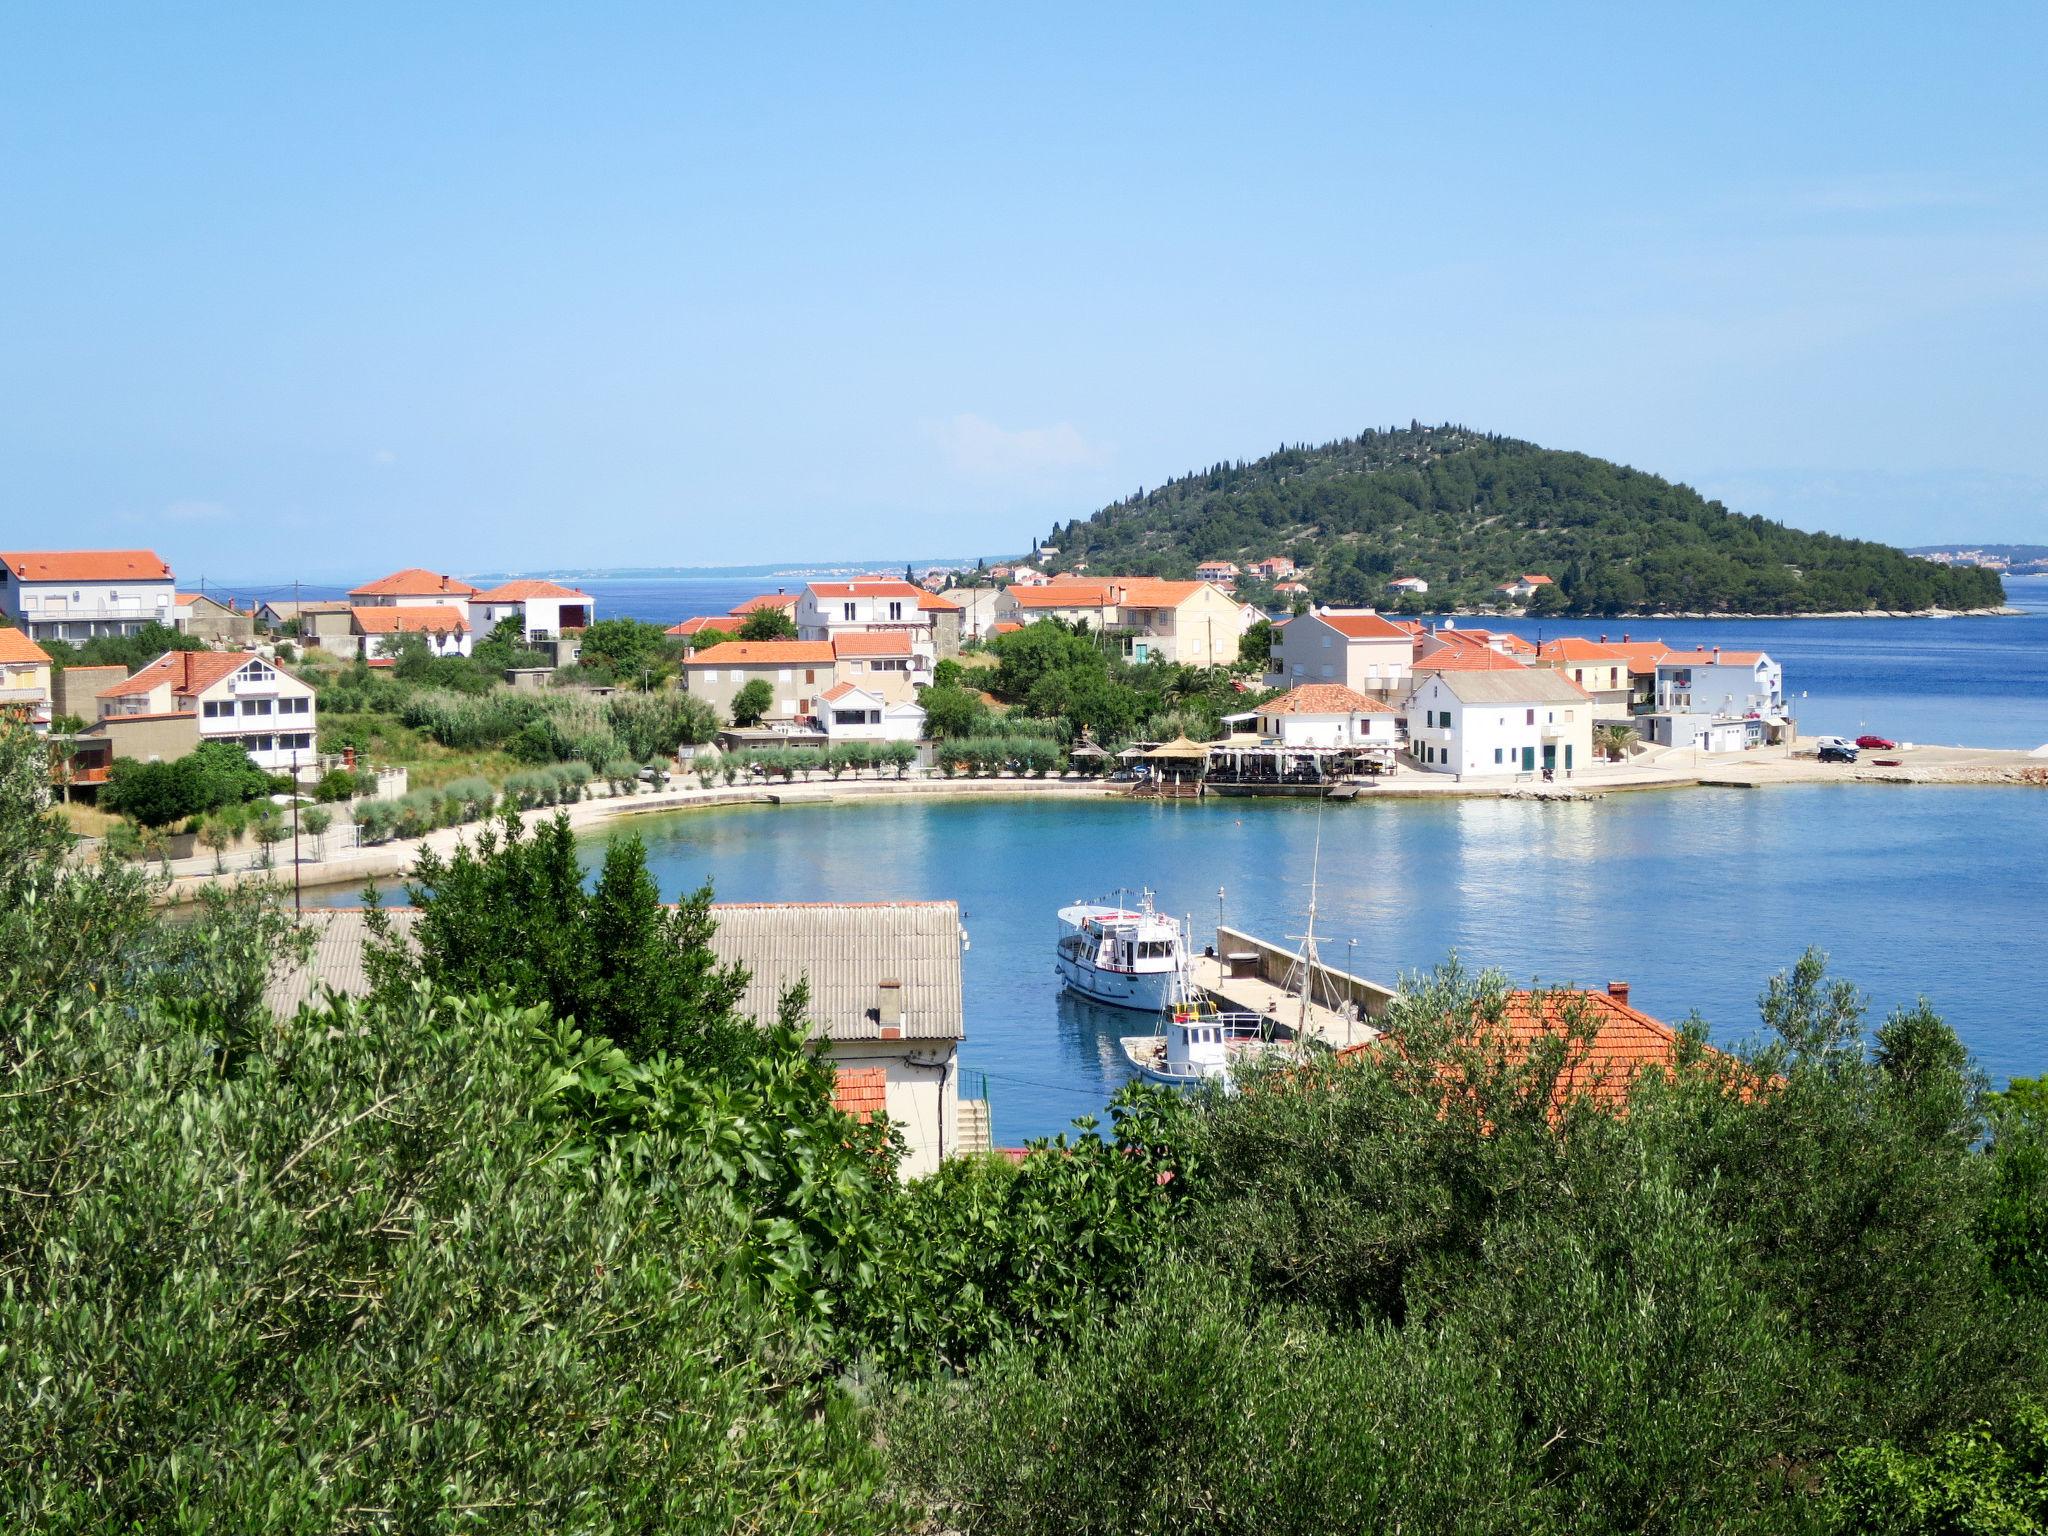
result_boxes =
[469,579,594,642]
[819,682,927,742]
[351,605,474,659]
[1404,668,1594,779]
[1,550,176,642]
[96,650,317,770]
[1229,684,1401,751]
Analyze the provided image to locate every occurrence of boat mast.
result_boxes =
[1297,791,1326,1035]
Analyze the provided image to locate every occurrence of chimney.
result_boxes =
[1622,631,1631,643]
[1607,980,1631,1006]
[1599,632,1607,643]
[875,979,905,1040]
[1712,645,1722,662]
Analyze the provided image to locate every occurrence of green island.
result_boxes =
[7,719,2047,1534]
[1042,424,2010,615]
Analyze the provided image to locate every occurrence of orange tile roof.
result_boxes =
[1,549,172,582]
[832,1065,889,1122]
[1008,582,1116,609]
[471,578,591,601]
[806,579,924,601]
[728,593,798,614]
[1535,637,1629,664]
[832,631,912,658]
[664,615,728,636]
[1314,611,1412,641]
[991,621,1022,634]
[1338,987,1733,1116]
[0,627,51,665]
[348,568,479,598]
[1657,649,1769,667]
[1411,649,1531,672]
[1114,578,1208,606]
[684,640,836,666]
[819,681,867,703]
[918,589,961,611]
[98,649,267,699]
[350,604,470,634]
[1262,684,1395,715]
[1605,641,1673,675]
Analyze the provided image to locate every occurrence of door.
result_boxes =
[1521,746,1535,773]
[1542,745,1556,773]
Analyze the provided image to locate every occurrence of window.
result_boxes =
[1525,708,1535,725]
[842,602,856,622]
[283,696,310,714]
[242,699,272,716]
[888,601,903,620]
[1494,747,1504,763]
[203,700,228,718]
[805,669,816,684]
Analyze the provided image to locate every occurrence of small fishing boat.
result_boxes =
[1120,1000,1281,1086]
[1055,892,1188,1012]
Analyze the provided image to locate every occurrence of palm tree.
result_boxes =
[1594,723,1640,762]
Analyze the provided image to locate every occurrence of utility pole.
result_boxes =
[291,747,302,916]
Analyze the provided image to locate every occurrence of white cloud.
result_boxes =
[927,413,1105,477]
[370,448,399,466]
[162,499,231,523]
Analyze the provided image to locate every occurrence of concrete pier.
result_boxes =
[1189,924,1395,1052]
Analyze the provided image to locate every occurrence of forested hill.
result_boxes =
[1042,425,2007,615]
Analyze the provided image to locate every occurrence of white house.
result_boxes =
[347,568,481,619]
[831,630,929,696]
[1387,576,1429,596]
[1,549,176,642]
[997,578,1251,667]
[469,579,594,642]
[1646,648,1789,749]
[796,580,940,661]
[1496,574,1554,600]
[269,903,985,1179]
[1266,609,1414,698]
[1404,667,1594,779]
[819,681,927,743]
[96,650,317,771]
[350,605,473,659]
[1228,684,1401,754]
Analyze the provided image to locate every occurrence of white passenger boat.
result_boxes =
[1055,893,1188,1012]
[1120,1002,1281,1087]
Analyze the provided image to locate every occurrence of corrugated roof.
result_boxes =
[1,549,173,582]
[1425,668,1590,705]
[266,905,964,1042]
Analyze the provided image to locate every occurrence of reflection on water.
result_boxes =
[1055,988,1147,1096]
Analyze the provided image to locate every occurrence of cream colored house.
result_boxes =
[1265,609,1413,698]
[1533,638,1633,713]
[683,640,837,723]
[0,626,54,733]
[269,903,985,1179]
[995,578,1250,666]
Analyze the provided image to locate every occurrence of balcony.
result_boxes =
[229,674,280,696]
[0,685,47,704]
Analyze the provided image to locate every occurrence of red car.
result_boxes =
[1855,734,1896,750]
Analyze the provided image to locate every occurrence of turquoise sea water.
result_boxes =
[587,785,2048,1144]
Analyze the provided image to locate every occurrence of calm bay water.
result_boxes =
[303,574,2046,1143]
[585,786,2048,1144]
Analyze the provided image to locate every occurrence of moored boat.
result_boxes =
[1120,1002,1282,1086]
[1055,892,1188,1012]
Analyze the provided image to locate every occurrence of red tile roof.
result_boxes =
[664,615,728,637]
[1338,987,1733,1116]
[918,590,962,611]
[1314,611,1412,641]
[832,1065,889,1122]
[1,549,172,582]
[348,568,480,598]
[1411,649,1531,672]
[0,628,51,665]
[98,650,267,699]
[1008,581,1116,609]
[728,593,799,614]
[1606,641,1674,675]
[1262,684,1395,715]
[806,579,924,602]
[1535,637,1629,664]
[832,631,912,658]
[820,681,869,703]
[1657,649,1769,667]
[685,640,836,666]
[471,578,590,601]
[991,621,1022,634]
[350,604,470,634]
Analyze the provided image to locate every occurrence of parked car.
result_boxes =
[1855,734,1896,750]
[1817,743,1859,764]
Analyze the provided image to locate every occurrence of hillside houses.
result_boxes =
[993,577,1250,666]
[91,650,317,772]
[1,549,176,642]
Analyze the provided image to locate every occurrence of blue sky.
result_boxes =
[4,3,2044,581]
